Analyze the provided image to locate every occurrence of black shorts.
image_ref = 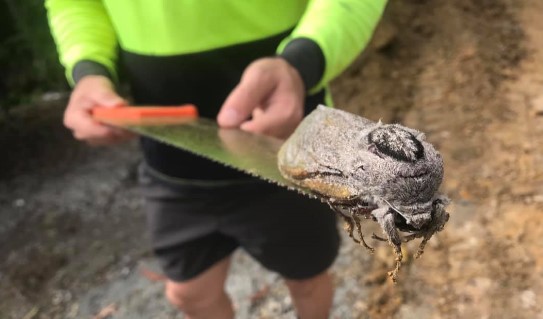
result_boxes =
[139,164,340,282]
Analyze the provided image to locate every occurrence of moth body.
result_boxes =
[278,105,450,282]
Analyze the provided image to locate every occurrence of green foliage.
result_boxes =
[1,0,67,111]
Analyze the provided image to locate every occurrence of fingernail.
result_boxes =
[219,109,240,126]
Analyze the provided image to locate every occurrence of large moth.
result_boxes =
[278,105,449,281]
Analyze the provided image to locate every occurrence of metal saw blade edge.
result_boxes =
[108,120,324,202]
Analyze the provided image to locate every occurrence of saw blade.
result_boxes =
[98,115,320,200]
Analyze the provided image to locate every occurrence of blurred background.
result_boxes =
[0,0,65,109]
[1,0,542,318]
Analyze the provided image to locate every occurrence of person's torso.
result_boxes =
[103,0,309,56]
[103,1,320,180]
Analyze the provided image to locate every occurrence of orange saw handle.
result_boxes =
[92,104,198,120]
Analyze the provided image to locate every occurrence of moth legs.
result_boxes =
[372,227,433,259]
[371,233,388,242]
[401,232,429,259]
[371,207,403,283]
[409,201,449,259]
[351,210,375,253]
[328,204,374,253]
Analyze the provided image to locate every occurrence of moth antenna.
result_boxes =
[382,198,409,220]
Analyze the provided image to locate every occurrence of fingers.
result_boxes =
[218,61,277,128]
[70,76,126,109]
[218,58,305,139]
[70,112,132,143]
[64,75,133,145]
[240,94,302,139]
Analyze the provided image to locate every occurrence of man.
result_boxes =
[46,1,386,318]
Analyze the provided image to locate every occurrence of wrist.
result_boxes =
[278,38,325,92]
[73,60,114,85]
[276,57,305,96]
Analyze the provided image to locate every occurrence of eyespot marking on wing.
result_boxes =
[368,126,424,162]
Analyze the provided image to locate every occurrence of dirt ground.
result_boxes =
[1,0,543,318]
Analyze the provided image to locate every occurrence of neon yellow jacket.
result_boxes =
[46,0,387,91]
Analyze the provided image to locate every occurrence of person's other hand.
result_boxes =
[217,57,305,139]
[64,75,135,146]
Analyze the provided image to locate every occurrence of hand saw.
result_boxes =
[92,104,315,197]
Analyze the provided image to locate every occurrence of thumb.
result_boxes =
[218,67,276,127]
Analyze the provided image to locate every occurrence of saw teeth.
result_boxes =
[119,124,323,202]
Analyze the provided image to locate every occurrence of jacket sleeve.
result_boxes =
[278,0,388,93]
[45,0,118,85]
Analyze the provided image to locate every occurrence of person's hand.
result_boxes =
[217,57,305,139]
[64,75,135,145]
